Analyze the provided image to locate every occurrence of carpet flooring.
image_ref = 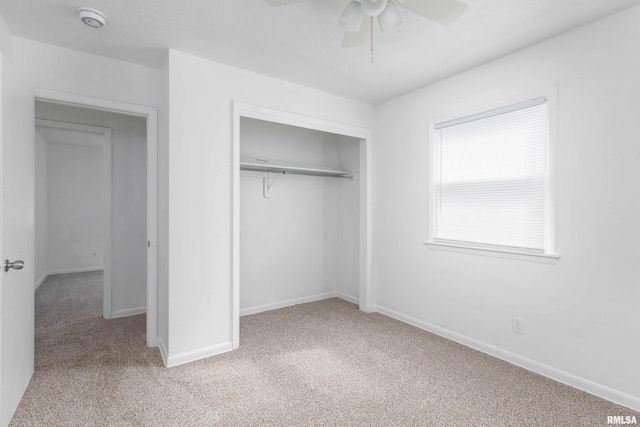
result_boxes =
[10,272,639,426]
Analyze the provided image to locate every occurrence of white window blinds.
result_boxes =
[433,98,548,254]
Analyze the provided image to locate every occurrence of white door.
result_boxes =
[0,52,35,426]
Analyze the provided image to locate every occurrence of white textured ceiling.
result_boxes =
[2,0,639,104]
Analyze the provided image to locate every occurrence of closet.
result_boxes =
[239,117,361,315]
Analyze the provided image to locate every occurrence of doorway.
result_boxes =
[33,90,158,347]
[34,119,111,315]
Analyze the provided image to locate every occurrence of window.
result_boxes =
[429,97,557,258]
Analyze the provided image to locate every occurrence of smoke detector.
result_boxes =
[78,7,107,29]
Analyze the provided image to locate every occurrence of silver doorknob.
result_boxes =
[4,260,24,272]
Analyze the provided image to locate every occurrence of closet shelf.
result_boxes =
[240,161,352,179]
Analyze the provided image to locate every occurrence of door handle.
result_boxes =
[4,260,24,272]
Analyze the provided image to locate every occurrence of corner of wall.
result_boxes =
[156,51,170,351]
[165,342,233,368]
[157,337,169,367]
[34,273,47,290]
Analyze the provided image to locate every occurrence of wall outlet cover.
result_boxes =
[512,316,525,335]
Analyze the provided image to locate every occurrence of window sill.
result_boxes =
[424,242,560,264]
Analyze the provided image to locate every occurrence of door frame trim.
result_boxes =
[0,47,4,427]
[34,89,158,347]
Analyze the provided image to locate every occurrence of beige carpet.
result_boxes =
[10,272,639,426]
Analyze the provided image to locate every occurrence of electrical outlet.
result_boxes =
[512,317,524,335]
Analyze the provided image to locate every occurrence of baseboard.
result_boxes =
[374,304,640,413]
[34,273,48,290]
[336,292,359,305]
[35,267,105,289]
[111,306,146,319]
[240,292,361,316]
[158,337,169,367]
[166,342,233,368]
[240,292,337,316]
[47,267,104,276]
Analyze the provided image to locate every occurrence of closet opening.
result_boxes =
[232,103,372,349]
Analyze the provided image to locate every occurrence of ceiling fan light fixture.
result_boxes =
[339,1,365,33]
[378,1,402,32]
[361,0,388,17]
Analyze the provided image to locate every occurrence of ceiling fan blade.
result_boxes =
[399,0,467,26]
[264,0,305,6]
[341,17,371,48]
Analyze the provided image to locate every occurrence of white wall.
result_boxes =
[14,38,163,108]
[374,5,640,410]
[165,49,375,363]
[34,130,47,286]
[240,118,353,312]
[46,142,104,274]
[35,102,147,316]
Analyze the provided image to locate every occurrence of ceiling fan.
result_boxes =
[264,0,468,48]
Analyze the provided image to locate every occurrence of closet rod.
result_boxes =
[240,161,352,179]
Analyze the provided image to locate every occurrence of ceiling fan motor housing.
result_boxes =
[361,0,389,16]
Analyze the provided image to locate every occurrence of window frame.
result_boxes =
[426,87,560,264]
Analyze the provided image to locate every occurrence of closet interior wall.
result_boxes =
[239,118,360,314]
